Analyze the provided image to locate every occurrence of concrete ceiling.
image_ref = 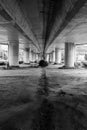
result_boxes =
[53,2,87,45]
[0,0,87,53]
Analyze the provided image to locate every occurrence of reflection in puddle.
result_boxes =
[0,68,87,130]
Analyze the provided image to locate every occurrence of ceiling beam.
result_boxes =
[0,0,40,51]
[45,0,87,52]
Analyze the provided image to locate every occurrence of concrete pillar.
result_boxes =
[51,51,54,62]
[31,51,33,62]
[50,52,53,62]
[33,52,36,62]
[49,53,51,62]
[36,53,38,61]
[31,51,35,62]
[36,54,39,62]
[46,54,50,62]
[65,42,75,68]
[35,53,37,61]
[30,50,34,62]
[74,45,77,62]
[38,53,41,61]
[8,31,19,66]
[23,48,30,63]
[29,48,32,62]
[55,48,62,64]
[53,51,55,63]
[49,53,52,63]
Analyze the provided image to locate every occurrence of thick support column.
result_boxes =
[46,54,49,63]
[65,42,75,68]
[45,54,47,61]
[38,53,41,61]
[31,51,35,62]
[31,51,34,62]
[49,53,53,63]
[32,53,37,62]
[49,53,51,63]
[23,48,30,63]
[74,46,77,62]
[53,51,55,63]
[35,53,37,61]
[29,50,34,62]
[50,53,52,63]
[48,54,50,63]
[36,54,39,62]
[8,32,19,66]
[55,48,62,64]
[29,48,32,62]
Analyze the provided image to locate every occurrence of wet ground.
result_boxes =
[0,65,87,130]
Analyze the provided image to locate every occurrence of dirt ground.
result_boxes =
[0,65,87,130]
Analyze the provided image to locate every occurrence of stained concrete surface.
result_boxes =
[0,65,87,129]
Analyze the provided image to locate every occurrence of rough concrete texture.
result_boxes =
[0,65,87,129]
[0,0,39,50]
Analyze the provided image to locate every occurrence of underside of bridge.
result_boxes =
[0,0,87,130]
[0,0,86,64]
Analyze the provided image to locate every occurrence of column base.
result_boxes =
[24,62,30,64]
[59,65,75,69]
[54,62,62,65]
[7,65,19,69]
[64,66,75,69]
